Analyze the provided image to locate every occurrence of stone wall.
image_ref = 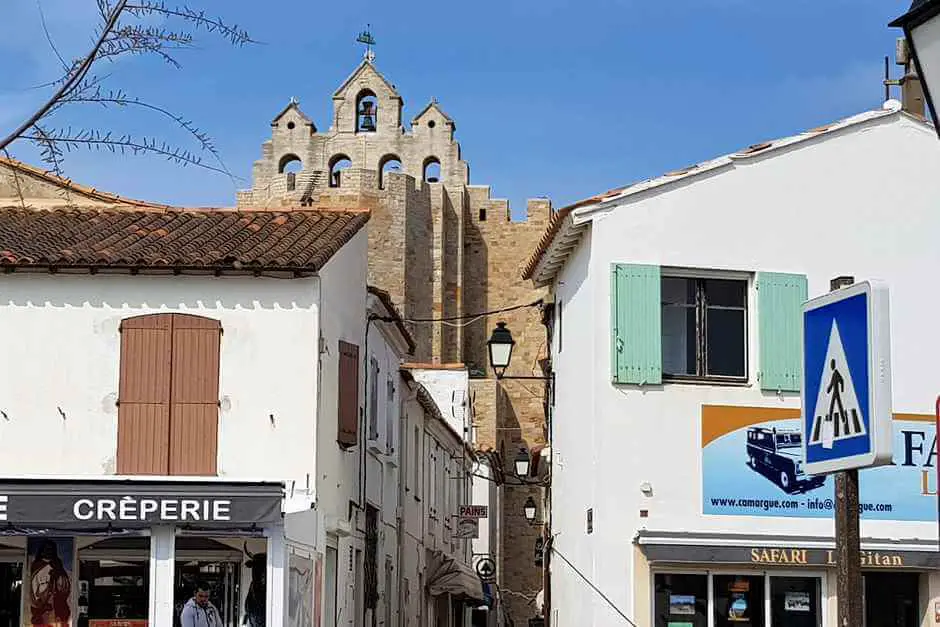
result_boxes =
[235,59,556,626]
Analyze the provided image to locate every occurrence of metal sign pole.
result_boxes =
[834,469,862,626]
[803,276,892,627]
[829,277,863,627]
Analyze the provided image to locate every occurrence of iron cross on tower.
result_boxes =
[357,25,376,63]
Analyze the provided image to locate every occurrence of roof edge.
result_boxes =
[523,104,912,286]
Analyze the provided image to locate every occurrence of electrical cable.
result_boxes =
[551,546,639,626]
[402,299,544,323]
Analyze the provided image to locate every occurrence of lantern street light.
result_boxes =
[514,448,531,479]
[523,497,538,523]
[487,322,553,381]
[891,0,940,137]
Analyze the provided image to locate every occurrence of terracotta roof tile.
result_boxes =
[0,206,369,274]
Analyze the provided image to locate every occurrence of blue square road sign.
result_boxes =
[801,280,892,475]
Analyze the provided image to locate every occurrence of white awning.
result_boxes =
[426,549,485,602]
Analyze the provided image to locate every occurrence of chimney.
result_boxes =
[896,37,926,117]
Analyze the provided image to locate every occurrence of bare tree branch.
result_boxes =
[124,2,255,46]
[64,88,237,180]
[2,149,28,210]
[36,0,70,72]
[1,1,256,189]
[20,130,233,176]
[0,0,129,153]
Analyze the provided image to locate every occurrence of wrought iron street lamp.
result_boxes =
[487,322,516,378]
[892,0,940,136]
[523,497,538,523]
[514,448,531,479]
[487,322,552,381]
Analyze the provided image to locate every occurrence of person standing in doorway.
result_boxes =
[180,581,222,627]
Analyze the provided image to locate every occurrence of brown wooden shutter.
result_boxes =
[337,340,360,448]
[117,314,173,474]
[168,314,221,476]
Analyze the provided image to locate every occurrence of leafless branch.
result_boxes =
[20,129,233,176]
[36,0,69,72]
[124,2,255,46]
[2,149,28,210]
[0,0,129,153]
[1,1,255,186]
[64,88,236,180]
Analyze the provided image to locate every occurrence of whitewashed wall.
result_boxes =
[0,272,321,498]
[549,114,940,625]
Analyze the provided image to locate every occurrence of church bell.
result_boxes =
[358,100,376,132]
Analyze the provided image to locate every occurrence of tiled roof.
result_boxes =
[0,156,169,208]
[0,206,369,274]
[523,101,935,286]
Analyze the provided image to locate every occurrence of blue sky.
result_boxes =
[0,0,917,216]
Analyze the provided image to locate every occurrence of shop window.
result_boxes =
[865,572,919,627]
[654,573,707,627]
[662,276,747,380]
[771,576,821,627]
[0,561,22,626]
[713,575,765,627]
[337,341,360,449]
[117,313,221,476]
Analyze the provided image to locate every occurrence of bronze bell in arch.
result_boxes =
[358,100,376,132]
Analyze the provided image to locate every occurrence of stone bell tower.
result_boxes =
[237,53,554,625]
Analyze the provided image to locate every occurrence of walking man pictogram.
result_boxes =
[826,359,846,431]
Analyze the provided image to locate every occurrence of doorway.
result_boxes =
[0,562,22,627]
[864,572,919,627]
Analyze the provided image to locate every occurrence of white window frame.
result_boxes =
[649,567,830,627]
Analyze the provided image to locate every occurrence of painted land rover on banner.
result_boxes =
[746,427,826,494]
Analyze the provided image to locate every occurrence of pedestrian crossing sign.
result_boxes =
[801,280,893,475]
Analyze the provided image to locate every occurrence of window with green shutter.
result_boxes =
[611,264,662,384]
[756,271,808,393]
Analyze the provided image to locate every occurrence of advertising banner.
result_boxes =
[22,537,74,627]
[702,405,937,520]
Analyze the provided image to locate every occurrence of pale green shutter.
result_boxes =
[611,264,662,385]
[757,272,807,392]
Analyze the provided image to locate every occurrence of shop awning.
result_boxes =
[636,530,940,570]
[0,477,284,532]
[426,549,485,603]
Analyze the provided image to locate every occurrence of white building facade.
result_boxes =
[0,205,369,627]
[525,102,940,627]
[400,365,489,627]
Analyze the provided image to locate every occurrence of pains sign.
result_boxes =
[801,280,893,475]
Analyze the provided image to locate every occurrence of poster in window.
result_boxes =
[728,593,750,622]
[22,537,74,627]
[288,553,314,627]
[668,595,695,615]
[785,591,811,612]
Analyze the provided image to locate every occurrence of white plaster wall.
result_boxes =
[0,272,321,498]
[550,114,940,626]
[410,369,471,440]
[311,228,369,627]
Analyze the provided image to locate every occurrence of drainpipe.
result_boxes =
[397,382,408,627]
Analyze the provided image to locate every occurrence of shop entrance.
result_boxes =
[77,536,249,627]
[655,572,824,627]
[864,572,919,627]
